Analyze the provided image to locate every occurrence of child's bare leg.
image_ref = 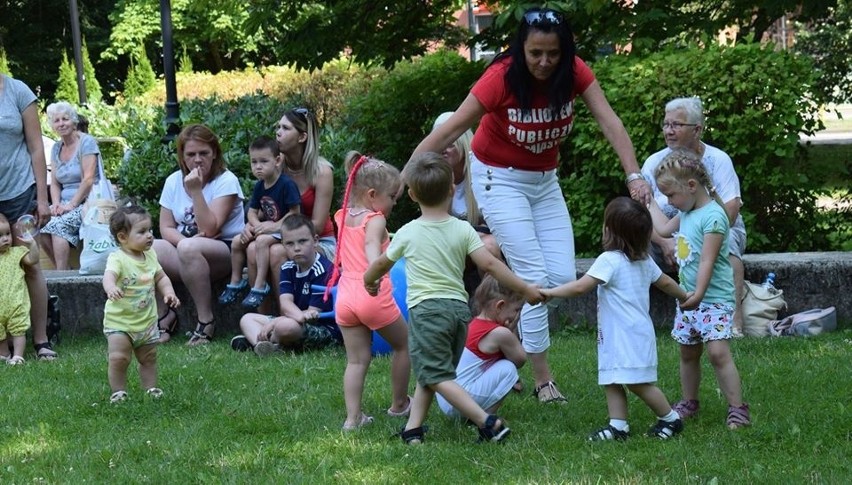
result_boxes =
[603,384,629,420]
[239,313,270,346]
[679,343,704,400]
[706,339,744,406]
[627,383,674,417]
[135,343,158,390]
[431,380,489,427]
[254,235,277,290]
[0,338,8,359]
[376,318,411,411]
[270,317,304,347]
[107,333,133,392]
[10,334,26,358]
[340,325,373,427]
[228,237,247,285]
[404,383,435,432]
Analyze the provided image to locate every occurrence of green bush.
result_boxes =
[564,42,826,255]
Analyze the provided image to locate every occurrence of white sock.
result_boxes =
[609,418,629,432]
[660,410,680,422]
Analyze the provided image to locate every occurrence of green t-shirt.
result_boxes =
[103,249,162,332]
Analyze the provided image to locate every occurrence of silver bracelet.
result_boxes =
[625,173,645,185]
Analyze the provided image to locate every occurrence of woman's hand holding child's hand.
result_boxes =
[523,284,545,305]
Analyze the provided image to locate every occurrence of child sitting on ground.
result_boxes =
[364,152,543,444]
[219,135,301,310]
[649,148,750,429]
[103,205,180,403]
[541,197,692,440]
[329,151,411,431]
[436,274,526,419]
[234,214,341,356]
[0,213,40,365]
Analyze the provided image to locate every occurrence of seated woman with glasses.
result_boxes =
[641,96,747,336]
[246,108,336,311]
[152,124,246,345]
[406,7,651,404]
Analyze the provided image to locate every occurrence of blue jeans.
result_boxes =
[470,154,575,353]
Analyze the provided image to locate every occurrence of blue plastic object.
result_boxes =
[370,258,409,356]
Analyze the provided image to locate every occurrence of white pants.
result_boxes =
[470,154,576,353]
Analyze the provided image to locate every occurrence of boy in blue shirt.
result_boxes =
[233,214,341,356]
[219,136,300,309]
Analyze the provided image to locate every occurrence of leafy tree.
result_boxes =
[794,0,851,104]
[124,46,156,99]
[82,39,103,103]
[0,47,10,76]
[55,51,79,103]
[178,45,193,73]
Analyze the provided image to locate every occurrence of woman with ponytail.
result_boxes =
[329,151,411,431]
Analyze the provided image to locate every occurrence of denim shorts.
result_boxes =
[0,184,36,221]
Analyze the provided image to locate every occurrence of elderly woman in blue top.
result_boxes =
[39,101,101,270]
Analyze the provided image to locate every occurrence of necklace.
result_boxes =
[348,207,371,217]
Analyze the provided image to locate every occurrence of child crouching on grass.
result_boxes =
[541,197,692,441]
[364,152,544,445]
[103,205,180,403]
[0,213,40,365]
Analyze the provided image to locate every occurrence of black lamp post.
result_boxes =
[68,0,86,105]
[160,0,180,143]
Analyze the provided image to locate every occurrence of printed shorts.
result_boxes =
[671,302,735,345]
[104,324,161,349]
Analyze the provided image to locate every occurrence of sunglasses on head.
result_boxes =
[523,9,563,26]
[293,107,310,119]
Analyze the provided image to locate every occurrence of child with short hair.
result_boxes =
[103,205,180,403]
[364,152,544,444]
[542,197,691,440]
[436,274,526,418]
[234,214,341,355]
[649,148,750,429]
[0,213,40,365]
[219,136,301,310]
[329,151,411,431]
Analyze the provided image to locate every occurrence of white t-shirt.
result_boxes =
[586,251,664,385]
[450,181,467,220]
[158,170,245,241]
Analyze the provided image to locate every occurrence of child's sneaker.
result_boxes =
[241,284,270,310]
[672,399,700,419]
[230,335,252,352]
[110,390,128,403]
[218,279,248,305]
[588,424,629,442]
[726,403,751,429]
[647,418,684,439]
[254,340,279,357]
[146,388,164,399]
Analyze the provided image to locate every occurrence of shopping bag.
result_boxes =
[78,159,118,274]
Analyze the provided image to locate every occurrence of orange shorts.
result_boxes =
[335,274,401,330]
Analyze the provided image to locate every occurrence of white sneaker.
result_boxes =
[254,341,280,357]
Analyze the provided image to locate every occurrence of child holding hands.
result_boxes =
[103,205,180,403]
[649,148,750,429]
[219,136,301,310]
[542,197,691,440]
[364,152,543,444]
[329,151,411,431]
[0,213,40,365]
[436,274,527,418]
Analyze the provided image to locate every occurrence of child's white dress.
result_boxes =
[586,251,664,385]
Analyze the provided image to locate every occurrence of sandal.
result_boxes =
[726,403,751,429]
[533,381,567,404]
[34,342,58,361]
[218,278,248,305]
[588,424,630,442]
[110,390,128,403]
[647,418,684,439]
[187,320,215,346]
[157,308,180,343]
[399,425,428,445]
[478,415,511,443]
[241,283,270,310]
[672,399,700,420]
[342,413,374,431]
[387,396,412,417]
[7,355,25,366]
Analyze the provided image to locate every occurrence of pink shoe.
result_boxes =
[387,396,412,417]
[673,399,700,419]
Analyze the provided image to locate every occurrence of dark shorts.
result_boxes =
[295,318,343,351]
[0,184,36,221]
[408,298,471,386]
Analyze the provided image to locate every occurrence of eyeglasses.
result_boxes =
[523,9,563,26]
[661,121,698,130]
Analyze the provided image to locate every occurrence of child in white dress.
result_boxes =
[542,197,692,440]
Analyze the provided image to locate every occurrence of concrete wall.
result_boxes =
[46,252,852,338]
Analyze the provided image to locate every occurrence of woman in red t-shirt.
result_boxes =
[246,108,336,310]
[409,8,651,404]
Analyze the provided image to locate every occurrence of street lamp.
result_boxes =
[160,0,180,143]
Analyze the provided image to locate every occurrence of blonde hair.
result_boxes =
[342,151,402,204]
[472,274,524,317]
[432,112,480,224]
[283,108,327,186]
[654,148,724,209]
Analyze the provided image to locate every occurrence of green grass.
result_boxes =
[3,328,851,483]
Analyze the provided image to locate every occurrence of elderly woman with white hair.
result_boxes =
[39,101,101,270]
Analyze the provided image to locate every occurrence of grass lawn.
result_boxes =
[3,328,851,483]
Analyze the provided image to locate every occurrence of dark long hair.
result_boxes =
[490,7,576,115]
